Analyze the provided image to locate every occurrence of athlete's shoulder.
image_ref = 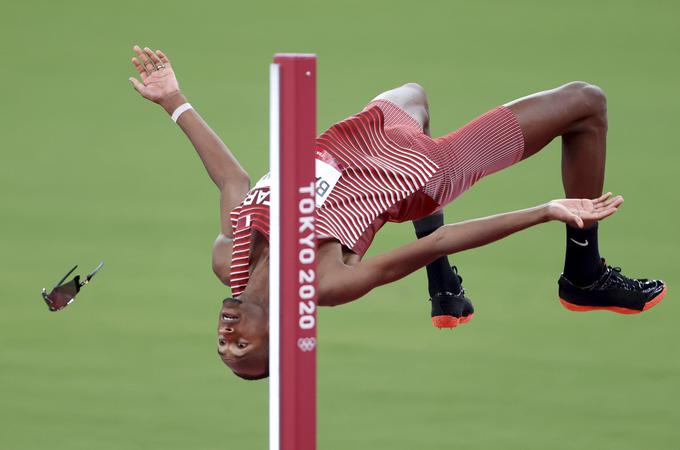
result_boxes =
[212,233,233,286]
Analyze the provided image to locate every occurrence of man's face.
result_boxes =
[217,298,269,379]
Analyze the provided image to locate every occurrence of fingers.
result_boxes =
[596,195,624,211]
[593,192,612,204]
[611,195,624,208]
[582,204,620,222]
[133,45,156,73]
[155,49,170,65]
[570,213,584,228]
[129,77,147,95]
[593,192,624,208]
[590,193,611,210]
[131,57,148,80]
[144,46,163,67]
[595,207,619,221]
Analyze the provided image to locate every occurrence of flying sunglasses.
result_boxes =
[41,262,104,311]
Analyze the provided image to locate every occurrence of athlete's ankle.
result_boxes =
[563,223,602,285]
[426,258,460,297]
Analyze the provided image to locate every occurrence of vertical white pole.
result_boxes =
[268,62,281,450]
[270,53,317,450]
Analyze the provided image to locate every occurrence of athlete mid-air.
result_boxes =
[129,45,666,380]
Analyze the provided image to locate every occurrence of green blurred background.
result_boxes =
[1,0,678,449]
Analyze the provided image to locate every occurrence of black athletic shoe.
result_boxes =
[430,266,474,329]
[558,259,667,314]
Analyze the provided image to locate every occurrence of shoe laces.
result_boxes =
[603,263,643,291]
[432,266,466,299]
[451,266,465,296]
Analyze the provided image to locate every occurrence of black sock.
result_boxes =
[413,214,461,297]
[423,258,461,298]
[563,223,604,286]
[413,213,444,239]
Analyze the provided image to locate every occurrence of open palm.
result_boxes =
[129,45,180,104]
[548,192,624,228]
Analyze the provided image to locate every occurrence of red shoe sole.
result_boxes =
[559,285,667,314]
[432,314,474,329]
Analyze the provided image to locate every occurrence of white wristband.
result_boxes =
[171,103,193,123]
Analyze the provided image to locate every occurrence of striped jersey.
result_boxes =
[228,105,438,297]
[228,100,524,297]
[228,175,271,295]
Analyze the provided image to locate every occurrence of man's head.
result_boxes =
[217,297,269,380]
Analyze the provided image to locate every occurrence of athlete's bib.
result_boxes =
[247,150,342,208]
[314,149,341,207]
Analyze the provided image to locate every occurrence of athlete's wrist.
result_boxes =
[159,91,187,115]
[541,203,557,223]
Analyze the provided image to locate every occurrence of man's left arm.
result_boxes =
[318,195,622,307]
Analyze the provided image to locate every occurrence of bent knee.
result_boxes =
[399,83,430,129]
[374,82,430,130]
[403,82,427,98]
[402,82,429,109]
[562,81,607,125]
[376,82,429,110]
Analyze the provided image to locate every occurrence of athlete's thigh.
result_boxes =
[504,81,603,160]
[373,83,430,131]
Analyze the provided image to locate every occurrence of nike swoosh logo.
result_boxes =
[570,238,589,247]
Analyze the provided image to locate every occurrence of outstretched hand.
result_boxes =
[129,45,181,107]
[547,192,624,228]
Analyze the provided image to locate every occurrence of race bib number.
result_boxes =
[315,153,341,207]
[246,151,341,208]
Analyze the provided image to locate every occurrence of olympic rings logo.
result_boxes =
[297,337,317,352]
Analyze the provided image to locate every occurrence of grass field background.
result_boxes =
[1,1,679,449]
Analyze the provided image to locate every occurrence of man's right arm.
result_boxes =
[129,45,250,283]
[158,91,251,202]
[128,45,251,215]
[161,92,249,283]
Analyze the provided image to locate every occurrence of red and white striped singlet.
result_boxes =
[228,175,271,296]
[228,100,524,297]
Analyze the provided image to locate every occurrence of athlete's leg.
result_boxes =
[413,212,459,297]
[372,83,473,328]
[505,82,665,312]
[504,82,606,286]
[413,212,474,328]
[373,83,431,134]
[505,81,606,202]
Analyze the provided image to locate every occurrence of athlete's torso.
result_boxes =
[228,105,441,298]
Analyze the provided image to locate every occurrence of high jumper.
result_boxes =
[129,45,666,380]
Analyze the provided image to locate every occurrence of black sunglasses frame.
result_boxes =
[41,262,104,312]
